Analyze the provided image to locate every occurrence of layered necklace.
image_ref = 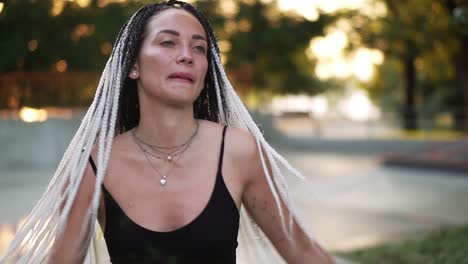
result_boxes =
[132,120,199,186]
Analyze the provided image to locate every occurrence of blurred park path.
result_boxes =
[273,115,468,251]
[283,150,468,252]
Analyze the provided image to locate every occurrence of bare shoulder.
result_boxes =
[223,126,262,187]
[108,131,135,160]
[86,131,135,175]
[225,126,258,161]
[112,131,133,152]
[200,120,258,157]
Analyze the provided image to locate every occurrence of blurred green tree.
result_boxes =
[221,0,331,96]
[345,0,468,131]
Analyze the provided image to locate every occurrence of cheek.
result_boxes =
[200,60,209,79]
[199,68,208,90]
[139,49,173,73]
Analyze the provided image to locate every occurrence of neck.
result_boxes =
[136,99,198,148]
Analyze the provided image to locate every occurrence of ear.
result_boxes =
[129,64,140,79]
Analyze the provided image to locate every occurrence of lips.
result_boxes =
[168,72,195,83]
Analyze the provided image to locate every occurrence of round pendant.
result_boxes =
[166,155,173,162]
[160,178,167,186]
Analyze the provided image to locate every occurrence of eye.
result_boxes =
[160,40,175,47]
[193,45,206,54]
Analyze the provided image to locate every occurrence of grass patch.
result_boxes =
[339,225,468,264]
[398,130,466,141]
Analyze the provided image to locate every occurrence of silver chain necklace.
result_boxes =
[132,121,199,186]
[135,141,178,186]
[132,120,199,162]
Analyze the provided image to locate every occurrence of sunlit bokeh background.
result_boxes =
[1,0,468,261]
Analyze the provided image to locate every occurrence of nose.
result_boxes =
[176,47,193,65]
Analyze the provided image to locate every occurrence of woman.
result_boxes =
[1,1,334,263]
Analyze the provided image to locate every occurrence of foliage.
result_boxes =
[221,0,331,95]
[340,224,468,264]
[0,0,141,72]
[0,0,331,103]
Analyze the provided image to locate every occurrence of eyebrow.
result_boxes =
[156,29,207,41]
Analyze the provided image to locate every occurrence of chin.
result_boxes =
[163,93,200,108]
[167,87,202,104]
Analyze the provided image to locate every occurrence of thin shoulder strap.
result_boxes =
[88,155,97,175]
[217,126,228,173]
[87,155,108,192]
[87,155,107,229]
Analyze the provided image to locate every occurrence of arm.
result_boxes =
[231,129,334,264]
[48,159,99,264]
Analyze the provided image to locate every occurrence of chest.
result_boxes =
[102,144,242,232]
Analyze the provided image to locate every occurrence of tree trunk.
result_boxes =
[402,53,418,130]
[454,35,468,131]
[441,0,468,131]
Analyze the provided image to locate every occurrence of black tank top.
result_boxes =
[89,126,239,264]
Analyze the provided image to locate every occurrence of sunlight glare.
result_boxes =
[220,0,238,18]
[315,63,334,80]
[97,0,126,7]
[218,40,232,53]
[310,95,329,118]
[28,40,39,52]
[278,0,319,21]
[309,26,384,82]
[314,58,353,81]
[75,0,91,7]
[271,95,313,116]
[334,59,352,79]
[339,89,381,121]
[352,48,384,82]
[360,1,387,18]
[56,60,68,72]
[316,0,366,13]
[0,224,14,256]
[277,0,385,20]
[352,49,374,82]
[370,49,384,64]
[310,30,347,59]
[19,107,48,123]
[51,0,65,16]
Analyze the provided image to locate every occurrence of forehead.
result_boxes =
[146,8,206,38]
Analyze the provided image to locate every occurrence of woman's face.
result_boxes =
[131,8,209,107]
